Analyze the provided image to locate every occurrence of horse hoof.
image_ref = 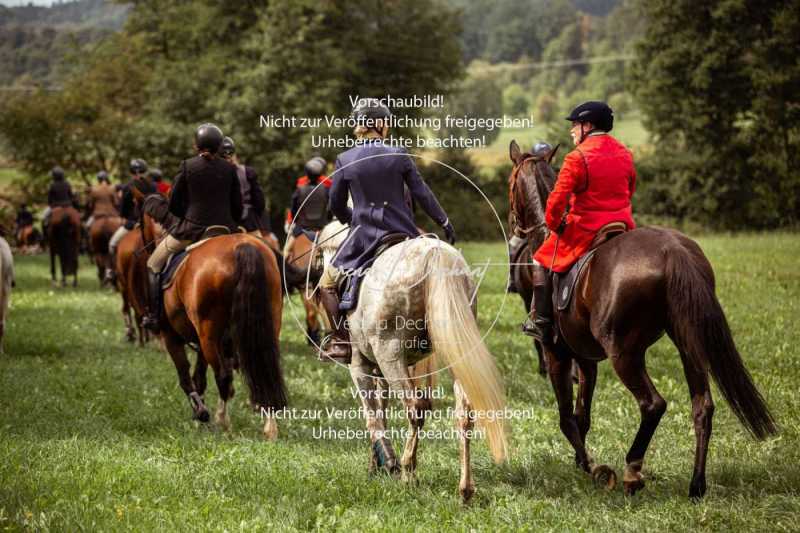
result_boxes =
[193,409,210,423]
[401,467,418,485]
[459,484,475,503]
[624,478,645,496]
[688,478,706,500]
[591,464,617,491]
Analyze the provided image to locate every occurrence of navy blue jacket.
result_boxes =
[329,139,448,272]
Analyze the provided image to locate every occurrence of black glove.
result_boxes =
[442,221,456,245]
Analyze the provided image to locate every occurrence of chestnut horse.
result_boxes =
[508,140,777,498]
[48,206,81,287]
[284,231,324,345]
[115,228,149,345]
[89,216,122,286]
[132,188,286,437]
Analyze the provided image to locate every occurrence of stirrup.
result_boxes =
[318,334,351,364]
[522,316,553,343]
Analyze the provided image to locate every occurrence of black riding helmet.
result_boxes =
[96,170,109,183]
[195,123,224,153]
[51,166,65,180]
[305,158,324,179]
[130,158,148,175]
[220,136,235,157]
[148,168,163,182]
[565,101,614,132]
[351,98,391,131]
[531,142,553,158]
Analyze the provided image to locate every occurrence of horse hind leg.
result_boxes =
[677,349,714,498]
[164,331,209,422]
[349,350,396,476]
[610,350,667,496]
[198,333,234,432]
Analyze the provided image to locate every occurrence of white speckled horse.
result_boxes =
[316,221,508,502]
[0,237,14,353]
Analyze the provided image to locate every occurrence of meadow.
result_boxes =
[1,235,798,531]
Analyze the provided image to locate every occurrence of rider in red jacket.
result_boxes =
[523,101,636,342]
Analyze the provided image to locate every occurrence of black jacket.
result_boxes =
[291,182,329,234]
[168,155,243,241]
[48,180,75,208]
[120,177,156,230]
[236,164,266,232]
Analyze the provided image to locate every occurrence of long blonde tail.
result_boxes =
[425,244,508,463]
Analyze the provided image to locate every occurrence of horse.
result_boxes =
[507,139,777,498]
[0,237,14,353]
[115,228,149,345]
[131,187,286,437]
[285,230,325,345]
[314,221,508,502]
[15,224,40,254]
[89,216,122,286]
[507,145,560,377]
[48,206,81,287]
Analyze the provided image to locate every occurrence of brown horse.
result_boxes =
[508,140,777,498]
[48,206,81,287]
[285,231,324,345]
[89,216,122,286]
[132,189,286,436]
[115,228,149,345]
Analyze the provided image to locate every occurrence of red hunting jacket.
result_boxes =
[533,133,636,272]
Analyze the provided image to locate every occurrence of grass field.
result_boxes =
[1,235,799,531]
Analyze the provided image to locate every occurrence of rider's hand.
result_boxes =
[443,222,456,245]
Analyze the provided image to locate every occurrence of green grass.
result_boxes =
[1,234,799,531]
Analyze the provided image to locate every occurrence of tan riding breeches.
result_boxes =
[283,233,295,258]
[109,226,129,252]
[147,234,191,273]
[319,262,344,289]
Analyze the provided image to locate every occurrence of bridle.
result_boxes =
[509,154,549,238]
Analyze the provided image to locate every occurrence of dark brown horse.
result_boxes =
[48,206,81,287]
[508,140,777,498]
[132,188,287,437]
[89,215,122,286]
[507,144,559,377]
[285,231,324,346]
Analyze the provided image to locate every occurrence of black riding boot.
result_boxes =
[142,270,161,333]
[522,264,554,342]
[318,286,351,364]
[104,248,117,285]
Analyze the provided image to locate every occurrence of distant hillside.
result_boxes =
[0,0,128,86]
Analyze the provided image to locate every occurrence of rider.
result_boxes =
[85,171,118,229]
[220,135,266,235]
[523,101,636,341]
[141,123,243,332]
[283,158,330,258]
[149,168,171,196]
[319,98,455,364]
[15,203,35,244]
[43,166,76,236]
[106,159,155,283]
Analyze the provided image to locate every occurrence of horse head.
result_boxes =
[508,139,558,246]
[129,181,164,246]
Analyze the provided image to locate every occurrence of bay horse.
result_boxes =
[48,206,81,287]
[89,215,122,286]
[285,231,324,345]
[131,187,286,437]
[315,222,508,502]
[115,228,149,345]
[508,139,777,498]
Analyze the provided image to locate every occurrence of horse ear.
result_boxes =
[509,140,522,164]
[548,143,561,165]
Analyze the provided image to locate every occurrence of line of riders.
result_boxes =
[18,99,631,364]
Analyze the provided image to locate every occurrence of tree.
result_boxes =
[632,0,800,228]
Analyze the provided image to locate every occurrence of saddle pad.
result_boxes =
[554,249,597,312]
[160,237,214,290]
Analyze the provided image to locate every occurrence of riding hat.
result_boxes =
[195,123,224,153]
[220,136,236,157]
[51,166,65,180]
[148,168,163,182]
[130,159,148,175]
[304,158,325,178]
[351,98,391,129]
[565,101,614,132]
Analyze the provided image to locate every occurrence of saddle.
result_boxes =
[160,226,238,290]
[338,232,411,312]
[553,222,628,313]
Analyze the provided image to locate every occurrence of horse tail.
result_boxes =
[231,242,287,411]
[666,240,777,439]
[425,244,508,463]
[52,210,79,275]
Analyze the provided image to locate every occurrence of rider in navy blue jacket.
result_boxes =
[318,98,455,364]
